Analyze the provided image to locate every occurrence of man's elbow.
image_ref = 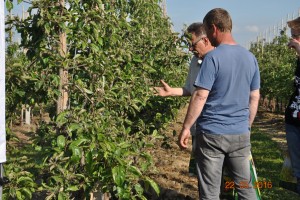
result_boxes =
[250,90,260,100]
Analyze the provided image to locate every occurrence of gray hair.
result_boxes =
[186,22,207,37]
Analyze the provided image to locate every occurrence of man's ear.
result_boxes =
[212,24,218,33]
[203,37,210,46]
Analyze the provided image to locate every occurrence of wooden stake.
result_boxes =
[57,0,68,114]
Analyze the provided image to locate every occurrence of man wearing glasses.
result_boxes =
[154,22,215,176]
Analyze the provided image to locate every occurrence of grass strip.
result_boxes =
[251,127,300,200]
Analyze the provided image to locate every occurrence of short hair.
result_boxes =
[186,22,207,37]
[203,8,232,32]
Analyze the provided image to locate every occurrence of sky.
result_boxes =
[6,0,300,48]
[165,0,300,48]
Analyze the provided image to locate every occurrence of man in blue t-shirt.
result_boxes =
[178,8,260,200]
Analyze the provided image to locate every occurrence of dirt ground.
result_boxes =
[146,105,198,199]
[147,105,287,200]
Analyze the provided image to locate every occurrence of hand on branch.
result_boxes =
[153,80,173,97]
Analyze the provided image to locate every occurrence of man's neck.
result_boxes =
[218,32,237,45]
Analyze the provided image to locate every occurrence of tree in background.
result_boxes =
[250,29,296,112]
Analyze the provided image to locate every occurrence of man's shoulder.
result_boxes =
[190,56,199,62]
[189,56,200,68]
[213,44,255,58]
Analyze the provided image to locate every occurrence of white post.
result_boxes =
[0,0,7,162]
[293,11,295,20]
[269,27,271,43]
[0,0,7,198]
[25,105,31,125]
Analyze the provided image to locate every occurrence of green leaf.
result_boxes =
[112,166,126,186]
[83,88,93,94]
[12,63,24,67]
[59,22,66,29]
[35,145,42,151]
[145,177,160,195]
[128,165,142,177]
[16,190,22,200]
[35,81,43,90]
[5,0,13,11]
[17,176,34,184]
[66,185,79,191]
[86,151,93,165]
[71,146,81,162]
[68,123,81,132]
[58,192,66,200]
[134,183,144,195]
[57,135,66,148]
[21,188,33,199]
[133,56,143,63]
[16,90,25,97]
[69,138,88,148]
[51,176,64,184]
[56,112,68,124]
[97,37,103,46]
[152,129,158,136]
[90,44,100,52]
[52,75,60,87]
[73,54,81,59]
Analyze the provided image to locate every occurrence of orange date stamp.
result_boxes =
[225,181,273,189]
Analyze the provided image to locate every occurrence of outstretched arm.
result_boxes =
[153,80,191,97]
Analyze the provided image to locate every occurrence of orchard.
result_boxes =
[3,0,300,200]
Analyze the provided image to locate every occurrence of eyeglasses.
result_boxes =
[189,37,205,49]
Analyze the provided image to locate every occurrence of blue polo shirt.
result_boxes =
[194,44,260,134]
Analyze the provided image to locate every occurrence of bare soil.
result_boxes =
[147,105,198,199]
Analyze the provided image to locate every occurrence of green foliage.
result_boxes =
[5,43,28,122]
[250,29,296,104]
[3,157,36,200]
[5,0,189,199]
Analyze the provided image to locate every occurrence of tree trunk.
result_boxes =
[56,0,68,114]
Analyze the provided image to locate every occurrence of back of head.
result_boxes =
[203,8,232,32]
